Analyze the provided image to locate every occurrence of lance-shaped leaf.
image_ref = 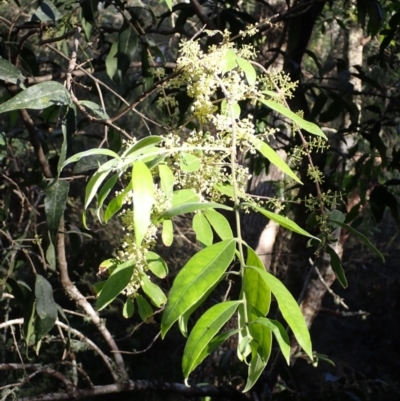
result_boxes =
[160,202,232,219]
[159,164,174,199]
[161,240,236,337]
[236,57,256,85]
[250,136,302,184]
[136,294,153,322]
[132,161,154,246]
[34,275,58,340]
[104,179,133,223]
[96,173,119,221]
[141,274,167,308]
[329,219,384,262]
[146,251,168,278]
[193,212,213,247]
[123,298,134,318]
[259,98,327,138]
[251,318,291,365]
[243,347,268,393]
[182,301,240,381]
[248,203,319,241]
[325,245,348,288]
[247,266,312,360]
[96,260,135,311]
[32,0,62,22]
[117,23,138,79]
[0,58,25,87]
[45,180,69,242]
[80,100,110,120]
[204,209,233,240]
[61,148,121,171]
[172,189,199,206]
[161,219,173,246]
[0,82,70,114]
[122,135,164,158]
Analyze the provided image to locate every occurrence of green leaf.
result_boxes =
[141,274,167,308]
[160,202,232,219]
[243,349,268,392]
[96,260,135,311]
[106,41,118,81]
[96,173,119,220]
[32,0,62,22]
[161,240,236,337]
[34,275,58,340]
[329,219,384,262]
[123,298,134,318]
[23,297,36,346]
[146,251,168,278]
[117,23,138,79]
[236,57,256,85]
[251,318,290,365]
[214,183,234,198]
[248,203,319,241]
[193,212,213,247]
[204,209,233,240]
[136,294,153,322]
[159,164,174,199]
[45,232,56,271]
[84,169,111,210]
[259,98,327,138]
[61,148,121,171]
[179,152,201,172]
[80,100,110,120]
[182,301,240,380]
[123,136,164,158]
[325,246,348,288]
[250,136,302,184]
[0,82,70,114]
[248,266,312,359]
[45,180,69,243]
[172,189,199,207]
[35,275,57,320]
[221,49,237,75]
[0,58,25,88]
[132,161,154,246]
[161,219,173,246]
[164,0,172,11]
[104,180,133,223]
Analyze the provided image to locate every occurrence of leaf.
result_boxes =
[204,209,233,240]
[34,275,58,340]
[251,318,290,365]
[32,0,62,22]
[182,301,240,380]
[96,260,135,311]
[45,180,69,243]
[243,350,268,393]
[146,251,168,278]
[0,58,25,87]
[61,148,121,171]
[23,297,36,346]
[132,161,154,246]
[117,23,138,79]
[45,232,56,271]
[123,136,164,158]
[141,274,167,308]
[251,136,302,184]
[104,179,133,223]
[329,219,384,262]
[172,189,199,206]
[325,246,348,288]
[193,212,213,247]
[160,202,232,219]
[136,294,153,322]
[161,240,236,337]
[0,82,70,114]
[248,203,319,241]
[162,219,173,246]
[221,49,237,75]
[84,169,111,210]
[123,298,134,318]
[35,275,57,320]
[96,173,119,220]
[80,100,110,120]
[159,164,174,198]
[179,152,201,172]
[247,266,312,360]
[106,41,118,81]
[259,98,327,138]
[236,57,256,85]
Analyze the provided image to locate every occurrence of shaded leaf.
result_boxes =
[325,246,348,288]
[80,100,110,120]
[160,202,232,219]
[136,294,153,322]
[123,298,134,318]
[0,58,25,87]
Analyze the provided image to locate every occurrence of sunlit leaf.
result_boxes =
[0,58,25,88]
[182,301,240,381]
[160,202,232,219]
[0,82,70,114]
[193,212,213,247]
[204,209,233,240]
[123,298,134,318]
[161,240,236,337]
[179,153,201,172]
[141,274,167,307]
[159,164,174,199]
[236,57,256,85]
[161,219,173,246]
[96,260,135,311]
[132,161,154,246]
[146,251,168,278]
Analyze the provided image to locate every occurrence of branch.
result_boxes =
[17,380,248,401]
